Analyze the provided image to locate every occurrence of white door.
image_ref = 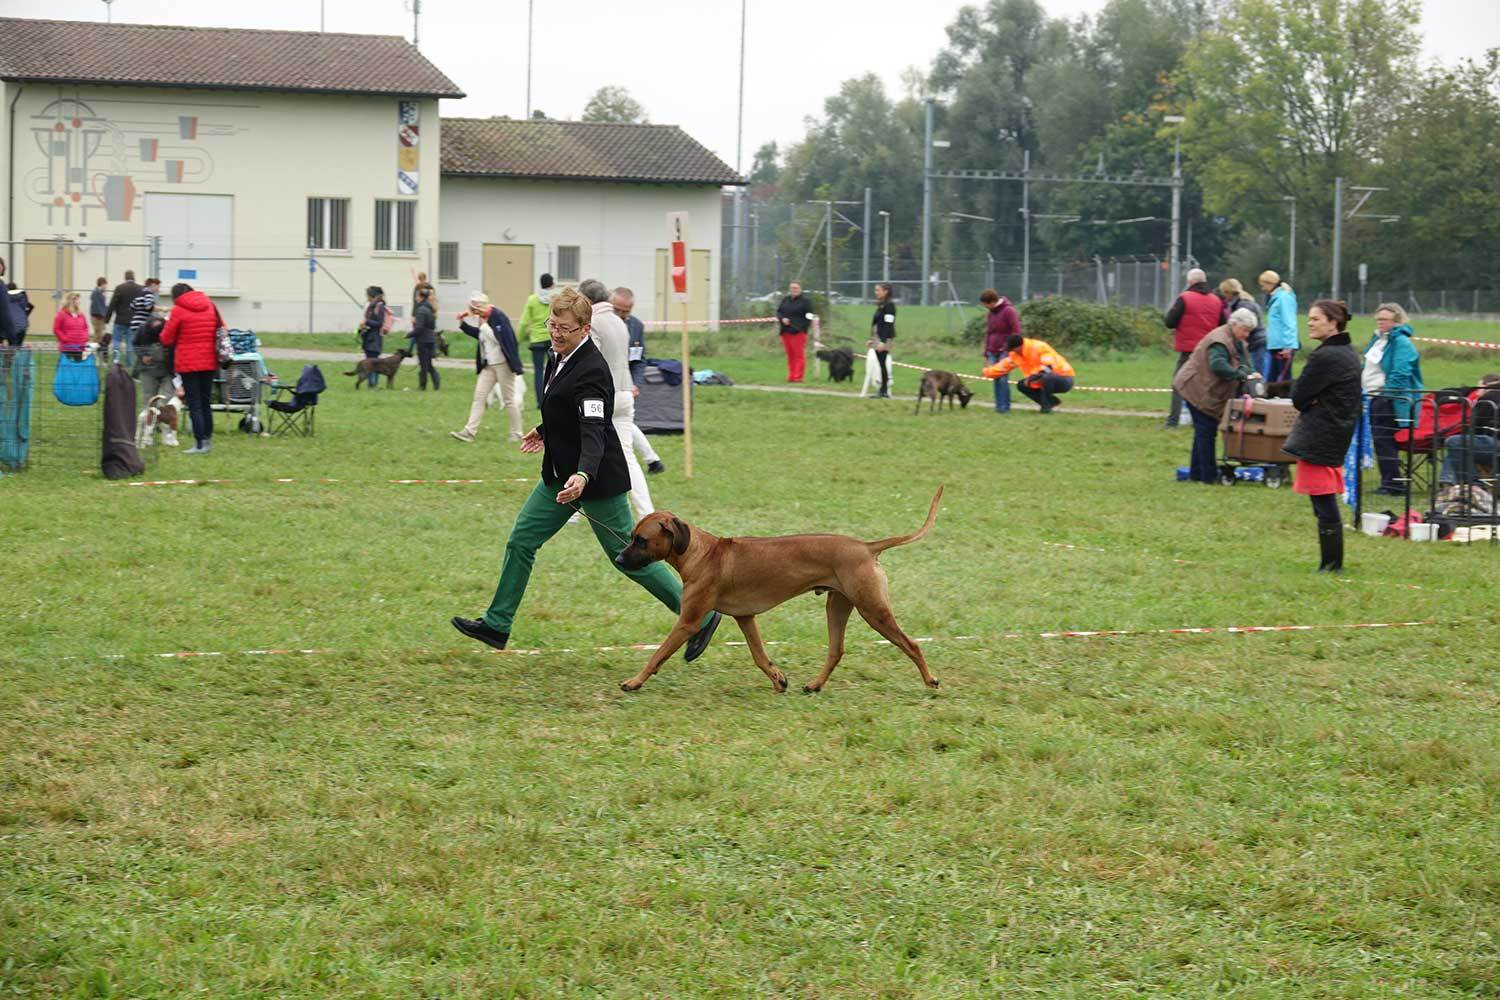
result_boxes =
[144,193,234,289]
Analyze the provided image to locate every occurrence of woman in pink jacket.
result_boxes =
[52,292,90,359]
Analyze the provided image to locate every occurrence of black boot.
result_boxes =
[1317,523,1344,573]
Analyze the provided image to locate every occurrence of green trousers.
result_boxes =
[483,480,695,634]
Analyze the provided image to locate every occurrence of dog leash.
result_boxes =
[568,502,633,546]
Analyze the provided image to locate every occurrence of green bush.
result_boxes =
[1015,299,1165,358]
[949,299,1165,357]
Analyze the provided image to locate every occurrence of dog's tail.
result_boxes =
[343,368,359,376]
[867,486,943,555]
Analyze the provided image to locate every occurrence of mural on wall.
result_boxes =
[397,100,419,195]
[23,91,242,227]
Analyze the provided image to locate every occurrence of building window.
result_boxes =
[438,242,459,281]
[556,245,580,282]
[375,199,416,253]
[306,198,348,250]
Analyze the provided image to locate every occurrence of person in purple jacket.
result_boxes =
[980,289,1019,413]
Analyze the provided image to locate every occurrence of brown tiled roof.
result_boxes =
[441,118,743,186]
[0,17,463,98]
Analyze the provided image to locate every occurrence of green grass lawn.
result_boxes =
[5,350,1498,996]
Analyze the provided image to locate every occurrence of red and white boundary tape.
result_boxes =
[886,357,1172,393]
[75,618,1463,664]
[125,477,531,487]
[1415,336,1500,351]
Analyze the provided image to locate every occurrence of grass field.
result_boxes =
[4,329,1499,996]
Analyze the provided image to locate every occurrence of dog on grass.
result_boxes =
[135,393,182,448]
[345,348,411,389]
[815,347,854,383]
[914,369,972,414]
[613,487,944,694]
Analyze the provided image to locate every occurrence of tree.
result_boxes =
[749,141,781,189]
[581,86,648,124]
[1363,53,1500,290]
[1180,0,1421,290]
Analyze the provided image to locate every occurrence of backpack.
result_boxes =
[380,304,395,335]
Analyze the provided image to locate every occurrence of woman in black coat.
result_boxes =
[1268,300,1362,572]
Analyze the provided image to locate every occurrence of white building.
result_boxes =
[0,17,460,332]
[0,17,743,334]
[438,118,739,324]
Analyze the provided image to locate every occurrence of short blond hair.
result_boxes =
[549,286,592,327]
[1258,270,1282,288]
[64,291,81,311]
[1219,277,1244,297]
[1375,301,1409,324]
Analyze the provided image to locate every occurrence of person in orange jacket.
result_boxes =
[981,334,1075,412]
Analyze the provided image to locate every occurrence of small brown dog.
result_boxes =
[915,369,973,414]
[614,488,943,693]
[345,348,411,389]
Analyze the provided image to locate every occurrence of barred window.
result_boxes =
[438,242,459,281]
[557,245,580,282]
[375,200,417,253]
[306,197,348,250]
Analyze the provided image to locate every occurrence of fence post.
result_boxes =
[53,236,65,304]
[149,236,162,283]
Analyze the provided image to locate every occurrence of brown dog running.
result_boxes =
[613,487,943,693]
[914,369,973,414]
[345,348,411,389]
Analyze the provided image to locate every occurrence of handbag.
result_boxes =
[53,353,101,406]
[214,306,233,366]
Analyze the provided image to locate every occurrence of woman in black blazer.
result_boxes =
[451,287,720,658]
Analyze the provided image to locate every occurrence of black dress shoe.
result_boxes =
[684,611,721,662]
[451,616,509,650]
[647,460,666,475]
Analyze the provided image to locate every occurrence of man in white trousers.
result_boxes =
[611,287,665,476]
[578,279,653,520]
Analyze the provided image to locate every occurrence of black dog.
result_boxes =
[915,369,973,414]
[815,348,854,382]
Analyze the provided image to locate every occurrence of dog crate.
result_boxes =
[0,343,155,476]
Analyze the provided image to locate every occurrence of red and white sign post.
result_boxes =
[667,211,693,478]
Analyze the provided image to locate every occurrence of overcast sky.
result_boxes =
[8,0,1497,172]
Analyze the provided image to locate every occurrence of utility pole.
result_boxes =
[409,0,422,47]
[1021,148,1031,301]
[1332,176,1344,300]
[921,98,934,306]
[102,0,114,23]
[878,210,890,283]
[1284,195,1297,283]
[730,0,747,316]
[525,0,535,117]
[825,200,833,305]
[861,187,872,300]
[1165,115,1184,298]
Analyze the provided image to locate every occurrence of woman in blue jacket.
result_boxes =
[1258,269,1298,381]
[1363,302,1424,495]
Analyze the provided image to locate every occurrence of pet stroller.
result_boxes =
[213,330,268,434]
[266,364,326,437]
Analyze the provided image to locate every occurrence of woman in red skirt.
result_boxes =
[1268,300,1362,571]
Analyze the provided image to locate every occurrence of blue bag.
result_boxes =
[53,353,101,406]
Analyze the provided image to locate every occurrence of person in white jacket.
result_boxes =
[579,279,653,520]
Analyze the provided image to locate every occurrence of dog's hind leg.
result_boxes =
[734,615,788,693]
[850,568,938,689]
[803,591,855,693]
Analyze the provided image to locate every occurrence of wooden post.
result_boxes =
[682,300,692,478]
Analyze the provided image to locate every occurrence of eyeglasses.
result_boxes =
[546,318,583,335]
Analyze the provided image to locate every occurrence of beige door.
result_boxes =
[23,239,76,332]
[654,248,712,324]
[481,243,535,321]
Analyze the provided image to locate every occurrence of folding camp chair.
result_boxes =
[267,364,325,437]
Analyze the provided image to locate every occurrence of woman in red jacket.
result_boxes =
[52,292,90,358]
[160,282,222,454]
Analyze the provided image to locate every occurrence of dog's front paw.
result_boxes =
[619,678,643,692]
[772,672,788,694]
[926,677,941,689]
[802,683,820,695]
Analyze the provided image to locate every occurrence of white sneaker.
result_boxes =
[450,430,474,442]
[162,429,179,447]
